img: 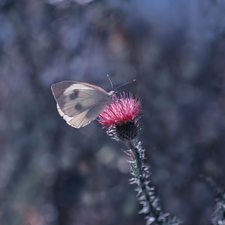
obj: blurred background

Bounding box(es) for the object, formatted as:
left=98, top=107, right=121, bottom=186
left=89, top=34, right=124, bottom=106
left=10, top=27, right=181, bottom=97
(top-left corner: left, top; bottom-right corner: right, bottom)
left=0, top=0, right=225, bottom=224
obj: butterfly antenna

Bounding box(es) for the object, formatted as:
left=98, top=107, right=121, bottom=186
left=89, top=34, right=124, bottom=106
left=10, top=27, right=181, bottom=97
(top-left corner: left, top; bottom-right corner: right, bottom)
left=114, top=79, right=136, bottom=91
left=107, top=74, right=114, bottom=90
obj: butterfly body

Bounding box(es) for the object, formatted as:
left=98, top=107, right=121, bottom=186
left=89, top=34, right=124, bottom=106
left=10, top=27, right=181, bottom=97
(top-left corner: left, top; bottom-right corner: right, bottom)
left=51, top=81, right=114, bottom=128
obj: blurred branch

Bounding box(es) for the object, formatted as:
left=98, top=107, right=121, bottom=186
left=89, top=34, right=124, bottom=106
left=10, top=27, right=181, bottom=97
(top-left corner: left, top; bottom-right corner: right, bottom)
left=200, top=175, right=225, bottom=225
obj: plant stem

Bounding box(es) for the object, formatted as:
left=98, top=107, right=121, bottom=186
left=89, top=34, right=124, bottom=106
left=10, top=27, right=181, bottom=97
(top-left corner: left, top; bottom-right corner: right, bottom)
left=127, top=139, right=163, bottom=224
left=125, top=139, right=181, bottom=225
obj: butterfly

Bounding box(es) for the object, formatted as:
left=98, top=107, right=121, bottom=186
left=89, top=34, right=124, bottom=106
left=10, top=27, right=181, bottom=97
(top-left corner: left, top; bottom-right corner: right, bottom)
left=51, top=81, right=115, bottom=128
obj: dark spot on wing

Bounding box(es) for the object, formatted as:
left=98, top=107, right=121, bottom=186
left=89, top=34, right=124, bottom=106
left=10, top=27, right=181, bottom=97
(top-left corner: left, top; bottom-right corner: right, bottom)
left=51, top=81, right=75, bottom=100
left=75, top=103, right=82, bottom=111
left=70, top=90, right=79, bottom=100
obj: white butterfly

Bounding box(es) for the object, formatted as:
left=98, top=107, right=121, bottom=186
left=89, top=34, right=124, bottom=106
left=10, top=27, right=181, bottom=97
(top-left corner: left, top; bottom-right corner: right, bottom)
left=51, top=81, right=115, bottom=128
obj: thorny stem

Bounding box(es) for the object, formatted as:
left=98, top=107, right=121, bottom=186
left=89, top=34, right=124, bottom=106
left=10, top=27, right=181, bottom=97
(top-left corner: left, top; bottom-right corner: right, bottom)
left=126, top=139, right=163, bottom=225
left=200, top=175, right=225, bottom=225
left=125, top=139, right=181, bottom=225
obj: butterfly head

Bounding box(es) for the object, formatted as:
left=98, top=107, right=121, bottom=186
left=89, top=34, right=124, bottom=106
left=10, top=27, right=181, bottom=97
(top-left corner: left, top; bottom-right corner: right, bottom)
left=108, top=90, right=115, bottom=97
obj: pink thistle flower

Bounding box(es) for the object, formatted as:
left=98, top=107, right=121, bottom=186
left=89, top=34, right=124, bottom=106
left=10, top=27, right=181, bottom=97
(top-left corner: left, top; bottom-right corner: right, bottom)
left=97, top=92, right=142, bottom=141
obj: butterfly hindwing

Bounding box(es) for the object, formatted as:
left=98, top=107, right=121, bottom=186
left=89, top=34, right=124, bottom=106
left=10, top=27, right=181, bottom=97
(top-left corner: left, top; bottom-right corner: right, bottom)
left=66, top=101, right=108, bottom=128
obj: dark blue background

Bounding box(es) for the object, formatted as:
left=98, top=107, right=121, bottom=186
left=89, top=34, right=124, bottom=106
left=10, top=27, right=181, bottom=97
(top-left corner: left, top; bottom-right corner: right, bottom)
left=0, top=0, right=224, bottom=224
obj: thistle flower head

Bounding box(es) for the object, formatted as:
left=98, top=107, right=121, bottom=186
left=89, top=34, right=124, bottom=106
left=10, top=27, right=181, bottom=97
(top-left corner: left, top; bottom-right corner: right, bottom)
left=97, top=92, right=142, bottom=142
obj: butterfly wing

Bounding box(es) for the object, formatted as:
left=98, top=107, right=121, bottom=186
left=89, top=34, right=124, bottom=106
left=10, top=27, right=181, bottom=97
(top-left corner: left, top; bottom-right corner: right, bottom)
left=51, top=81, right=112, bottom=128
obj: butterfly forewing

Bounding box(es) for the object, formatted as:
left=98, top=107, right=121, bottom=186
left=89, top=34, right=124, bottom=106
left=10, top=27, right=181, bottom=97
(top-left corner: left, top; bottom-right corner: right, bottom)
left=51, top=81, right=113, bottom=128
